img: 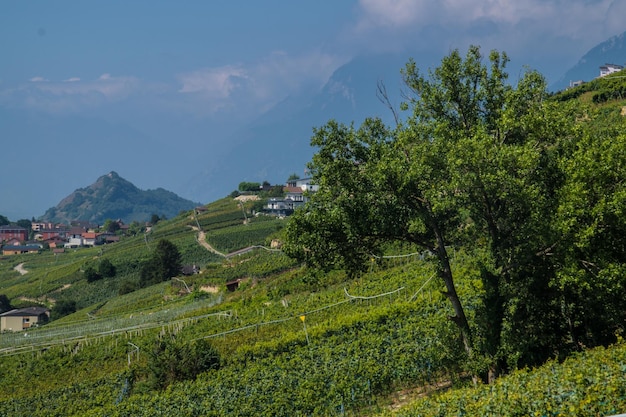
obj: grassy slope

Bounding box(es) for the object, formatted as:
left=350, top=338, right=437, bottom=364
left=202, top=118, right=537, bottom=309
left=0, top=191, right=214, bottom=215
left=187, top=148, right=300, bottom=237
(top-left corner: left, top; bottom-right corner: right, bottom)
left=0, top=77, right=624, bottom=415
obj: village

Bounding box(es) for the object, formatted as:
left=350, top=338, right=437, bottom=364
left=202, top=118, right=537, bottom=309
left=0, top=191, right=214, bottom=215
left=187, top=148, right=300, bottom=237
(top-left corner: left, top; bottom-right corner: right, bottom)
left=0, top=220, right=126, bottom=256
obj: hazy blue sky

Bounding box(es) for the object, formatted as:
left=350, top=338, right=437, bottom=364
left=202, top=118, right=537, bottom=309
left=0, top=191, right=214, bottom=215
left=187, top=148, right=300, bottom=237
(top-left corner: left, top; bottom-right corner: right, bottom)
left=1, top=0, right=625, bottom=220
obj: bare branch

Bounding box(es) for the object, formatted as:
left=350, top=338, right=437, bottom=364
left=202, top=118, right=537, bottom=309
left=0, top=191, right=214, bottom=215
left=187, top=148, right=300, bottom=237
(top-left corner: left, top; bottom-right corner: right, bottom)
left=376, top=79, right=400, bottom=126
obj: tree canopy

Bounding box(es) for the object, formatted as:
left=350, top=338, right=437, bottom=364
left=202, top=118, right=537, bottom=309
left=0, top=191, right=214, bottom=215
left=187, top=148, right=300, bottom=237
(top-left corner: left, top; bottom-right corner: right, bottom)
left=140, top=239, right=182, bottom=287
left=284, top=46, right=626, bottom=381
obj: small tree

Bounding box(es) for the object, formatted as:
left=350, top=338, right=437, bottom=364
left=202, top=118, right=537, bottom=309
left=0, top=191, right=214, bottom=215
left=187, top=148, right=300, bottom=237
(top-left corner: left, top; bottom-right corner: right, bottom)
left=98, top=259, right=116, bottom=278
left=102, top=219, right=121, bottom=234
left=16, top=219, right=32, bottom=230
left=139, top=239, right=182, bottom=287
left=0, top=294, right=12, bottom=314
left=84, top=265, right=102, bottom=283
left=52, top=300, right=76, bottom=319
left=266, top=185, right=285, bottom=198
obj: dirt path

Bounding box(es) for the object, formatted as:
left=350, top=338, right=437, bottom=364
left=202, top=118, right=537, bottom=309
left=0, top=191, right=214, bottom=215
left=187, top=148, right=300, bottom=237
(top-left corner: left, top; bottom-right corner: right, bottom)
left=189, top=225, right=227, bottom=258
left=14, top=263, right=28, bottom=275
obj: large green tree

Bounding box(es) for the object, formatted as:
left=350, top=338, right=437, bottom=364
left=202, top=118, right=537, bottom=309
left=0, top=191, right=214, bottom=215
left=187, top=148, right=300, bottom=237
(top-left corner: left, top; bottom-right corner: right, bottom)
left=400, top=47, right=579, bottom=376
left=284, top=46, right=577, bottom=380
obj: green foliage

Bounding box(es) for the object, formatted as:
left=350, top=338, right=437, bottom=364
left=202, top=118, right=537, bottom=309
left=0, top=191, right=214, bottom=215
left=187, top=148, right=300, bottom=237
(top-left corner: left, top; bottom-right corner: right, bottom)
left=84, top=259, right=116, bottom=283
left=238, top=181, right=261, bottom=192
left=15, top=219, right=32, bottom=230
left=52, top=299, right=77, bottom=319
left=102, top=219, right=121, bottom=233
left=0, top=294, right=11, bottom=313
left=261, top=184, right=284, bottom=198
left=84, top=265, right=102, bottom=283
left=98, top=259, right=116, bottom=278
left=385, top=342, right=626, bottom=417
left=145, top=336, right=221, bottom=390
left=139, top=239, right=182, bottom=288
left=0, top=214, right=9, bottom=226
left=196, top=209, right=246, bottom=232
left=554, top=109, right=626, bottom=349
left=118, top=279, right=138, bottom=295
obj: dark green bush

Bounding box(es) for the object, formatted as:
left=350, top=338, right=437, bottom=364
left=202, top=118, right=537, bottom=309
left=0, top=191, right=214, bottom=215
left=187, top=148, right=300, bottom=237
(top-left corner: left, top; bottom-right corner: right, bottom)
left=146, top=336, right=221, bottom=390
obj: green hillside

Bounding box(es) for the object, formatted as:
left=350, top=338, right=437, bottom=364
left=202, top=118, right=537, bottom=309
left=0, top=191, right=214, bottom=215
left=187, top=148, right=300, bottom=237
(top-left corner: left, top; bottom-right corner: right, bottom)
left=0, top=51, right=625, bottom=416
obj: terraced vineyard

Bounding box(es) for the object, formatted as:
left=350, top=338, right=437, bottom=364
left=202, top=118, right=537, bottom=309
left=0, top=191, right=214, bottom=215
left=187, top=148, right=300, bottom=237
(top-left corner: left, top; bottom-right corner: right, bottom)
left=2, top=70, right=626, bottom=417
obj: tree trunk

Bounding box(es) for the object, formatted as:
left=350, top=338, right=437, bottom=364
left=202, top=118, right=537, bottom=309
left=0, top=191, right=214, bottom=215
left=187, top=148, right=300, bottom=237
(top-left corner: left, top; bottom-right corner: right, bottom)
left=433, top=228, right=473, bottom=357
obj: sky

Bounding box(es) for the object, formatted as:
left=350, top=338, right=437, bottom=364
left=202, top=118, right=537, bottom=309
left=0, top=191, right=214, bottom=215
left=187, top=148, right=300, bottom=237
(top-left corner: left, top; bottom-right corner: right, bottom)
left=1, top=0, right=625, bottom=221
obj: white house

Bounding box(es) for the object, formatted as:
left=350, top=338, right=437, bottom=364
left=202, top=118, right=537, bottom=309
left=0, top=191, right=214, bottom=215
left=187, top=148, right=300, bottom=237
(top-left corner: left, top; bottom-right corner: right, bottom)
left=287, top=177, right=319, bottom=193
left=265, top=177, right=319, bottom=216
left=599, top=63, right=624, bottom=77
left=65, top=227, right=85, bottom=248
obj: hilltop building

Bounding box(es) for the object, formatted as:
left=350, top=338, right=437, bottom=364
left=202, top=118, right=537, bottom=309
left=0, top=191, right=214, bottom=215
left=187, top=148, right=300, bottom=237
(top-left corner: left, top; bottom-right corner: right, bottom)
left=599, top=63, right=624, bottom=77
left=265, top=177, right=318, bottom=216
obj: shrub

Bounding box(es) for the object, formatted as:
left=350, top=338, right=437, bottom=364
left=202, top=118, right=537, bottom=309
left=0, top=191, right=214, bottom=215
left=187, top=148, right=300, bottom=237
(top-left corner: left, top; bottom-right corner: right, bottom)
left=146, top=336, right=221, bottom=390
left=51, top=300, right=76, bottom=320
left=84, top=266, right=102, bottom=283
left=98, top=259, right=116, bottom=278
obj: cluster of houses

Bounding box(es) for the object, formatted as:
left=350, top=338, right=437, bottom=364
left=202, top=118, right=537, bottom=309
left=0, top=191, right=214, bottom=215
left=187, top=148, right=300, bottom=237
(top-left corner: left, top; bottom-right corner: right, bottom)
left=264, top=177, right=319, bottom=217
left=0, top=220, right=125, bottom=256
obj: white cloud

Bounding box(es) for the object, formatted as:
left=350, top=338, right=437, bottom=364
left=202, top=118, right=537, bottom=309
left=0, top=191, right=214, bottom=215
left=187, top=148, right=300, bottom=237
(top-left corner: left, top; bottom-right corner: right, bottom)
left=357, top=0, right=615, bottom=29
left=178, top=65, right=249, bottom=97
left=355, top=0, right=618, bottom=45
left=2, top=49, right=345, bottom=119
left=356, top=0, right=429, bottom=29
left=350, top=0, right=623, bottom=77
left=175, top=50, right=347, bottom=115
left=1, top=74, right=141, bottom=113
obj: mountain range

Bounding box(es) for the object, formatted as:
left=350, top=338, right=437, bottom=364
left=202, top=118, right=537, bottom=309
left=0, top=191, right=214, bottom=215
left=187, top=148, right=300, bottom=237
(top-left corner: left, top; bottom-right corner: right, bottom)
left=186, top=32, right=626, bottom=201
left=40, top=171, right=198, bottom=225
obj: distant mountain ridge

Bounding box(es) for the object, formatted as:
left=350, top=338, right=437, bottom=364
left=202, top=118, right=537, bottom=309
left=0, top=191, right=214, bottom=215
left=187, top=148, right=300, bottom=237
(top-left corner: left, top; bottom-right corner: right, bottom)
left=551, top=30, right=626, bottom=91
left=181, top=51, right=431, bottom=201
left=40, top=171, right=199, bottom=225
